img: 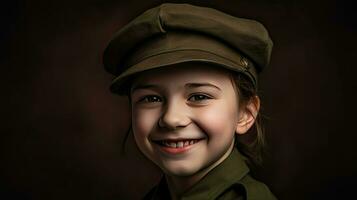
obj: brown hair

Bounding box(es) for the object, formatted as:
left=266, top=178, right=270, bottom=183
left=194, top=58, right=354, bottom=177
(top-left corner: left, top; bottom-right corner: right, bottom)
left=230, top=73, right=266, bottom=167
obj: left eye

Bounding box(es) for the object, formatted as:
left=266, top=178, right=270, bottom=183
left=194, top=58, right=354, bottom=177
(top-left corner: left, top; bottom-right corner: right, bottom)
left=188, top=94, right=212, bottom=101
left=139, top=95, right=162, bottom=103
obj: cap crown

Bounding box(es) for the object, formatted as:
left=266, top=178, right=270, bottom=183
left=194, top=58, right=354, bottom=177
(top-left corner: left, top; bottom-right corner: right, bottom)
left=103, top=3, right=273, bottom=94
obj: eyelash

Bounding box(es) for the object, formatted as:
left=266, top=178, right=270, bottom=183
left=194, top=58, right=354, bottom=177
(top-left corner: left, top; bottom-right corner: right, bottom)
left=137, top=94, right=212, bottom=104
left=138, top=95, right=162, bottom=103
left=188, top=94, right=212, bottom=102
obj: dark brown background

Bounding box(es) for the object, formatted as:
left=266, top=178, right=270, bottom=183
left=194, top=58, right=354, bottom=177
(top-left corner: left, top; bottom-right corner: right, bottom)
left=1, top=0, right=356, bottom=199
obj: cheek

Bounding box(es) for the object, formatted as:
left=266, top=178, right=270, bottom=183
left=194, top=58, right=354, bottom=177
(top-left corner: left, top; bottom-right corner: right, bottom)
left=132, top=108, right=160, bottom=138
left=196, top=101, right=238, bottom=136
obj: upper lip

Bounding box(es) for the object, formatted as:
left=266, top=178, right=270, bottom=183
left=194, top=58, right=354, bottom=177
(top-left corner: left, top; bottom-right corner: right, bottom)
left=150, top=138, right=204, bottom=142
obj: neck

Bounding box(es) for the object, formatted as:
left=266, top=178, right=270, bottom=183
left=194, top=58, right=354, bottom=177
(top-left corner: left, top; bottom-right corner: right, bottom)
left=165, top=141, right=235, bottom=199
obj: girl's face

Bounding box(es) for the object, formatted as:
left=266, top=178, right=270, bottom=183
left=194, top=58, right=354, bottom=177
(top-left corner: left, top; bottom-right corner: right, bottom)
left=130, top=63, right=250, bottom=177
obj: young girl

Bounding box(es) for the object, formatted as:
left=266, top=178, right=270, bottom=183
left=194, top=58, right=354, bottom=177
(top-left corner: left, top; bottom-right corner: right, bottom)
left=103, top=3, right=277, bottom=200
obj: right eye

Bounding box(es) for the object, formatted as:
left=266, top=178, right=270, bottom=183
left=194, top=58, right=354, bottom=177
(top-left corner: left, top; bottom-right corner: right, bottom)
left=139, top=95, right=162, bottom=103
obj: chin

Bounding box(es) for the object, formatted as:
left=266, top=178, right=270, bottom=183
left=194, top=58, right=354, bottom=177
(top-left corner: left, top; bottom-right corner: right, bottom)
left=162, top=163, right=200, bottom=177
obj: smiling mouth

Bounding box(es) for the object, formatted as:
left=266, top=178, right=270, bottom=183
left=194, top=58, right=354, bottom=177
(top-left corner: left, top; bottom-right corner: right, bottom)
left=154, top=139, right=201, bottom=148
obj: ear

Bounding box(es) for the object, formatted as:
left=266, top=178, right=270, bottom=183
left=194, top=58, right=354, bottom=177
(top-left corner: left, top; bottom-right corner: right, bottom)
left=236, top=96, right=260, bottom=135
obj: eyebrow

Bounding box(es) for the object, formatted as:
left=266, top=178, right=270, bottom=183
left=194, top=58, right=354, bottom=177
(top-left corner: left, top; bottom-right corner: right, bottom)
left=131, top=82, right=222, bottom=92
left=185, top=83, right=221, bottom=91
left=131, top=84, right=160, bottom=92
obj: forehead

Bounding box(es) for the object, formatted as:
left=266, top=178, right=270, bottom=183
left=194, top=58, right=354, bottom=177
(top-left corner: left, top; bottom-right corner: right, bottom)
left=131, top=62, right=233, bottom=85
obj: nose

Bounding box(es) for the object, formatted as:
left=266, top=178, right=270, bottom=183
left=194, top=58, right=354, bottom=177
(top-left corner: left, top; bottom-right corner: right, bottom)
left=158, top=99, right=191, bottom=130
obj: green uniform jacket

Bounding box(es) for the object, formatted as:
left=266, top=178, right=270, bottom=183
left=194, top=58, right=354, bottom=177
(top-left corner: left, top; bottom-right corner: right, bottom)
left=143, top=149, right=277, bottom=200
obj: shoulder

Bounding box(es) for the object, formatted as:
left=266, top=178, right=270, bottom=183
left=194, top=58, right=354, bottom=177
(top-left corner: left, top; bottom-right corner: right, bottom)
left=236, top=175, right=277, bottom=200
left=142, top=186, right=156, bottom=200
left=217, top=174, right=277, bottom=200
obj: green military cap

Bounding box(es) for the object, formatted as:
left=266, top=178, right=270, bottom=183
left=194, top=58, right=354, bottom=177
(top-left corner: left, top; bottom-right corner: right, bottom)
left=103, top=3, right=273, bottom=94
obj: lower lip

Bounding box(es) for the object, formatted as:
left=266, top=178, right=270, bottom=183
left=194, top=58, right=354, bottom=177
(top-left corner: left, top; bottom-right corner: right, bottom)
left=155, top=140, right=202, bottom=154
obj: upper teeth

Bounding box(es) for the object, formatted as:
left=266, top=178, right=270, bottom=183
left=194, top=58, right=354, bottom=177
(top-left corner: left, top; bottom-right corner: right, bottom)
left=161, top=140, right=198, bottom=148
